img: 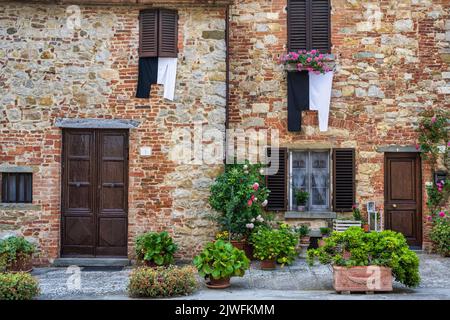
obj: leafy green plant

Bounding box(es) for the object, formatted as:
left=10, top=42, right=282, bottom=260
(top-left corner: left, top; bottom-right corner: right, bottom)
left=294, top=224, right=310, bottom=237
left=209, top=161, right=270, bottom=238
left=128, top=265, right=197, bottom=298
left=0, top=236, right=35, bottom=272
left=307, top=227, right=420, bottom=287
left=294, top=189, right=309, bottom=206
left=0, top=272, right=40, bottom=300
left=250, top=225, right=298, bottom=266
left=135, top=231, right=178, bottom=266
left=193, top=240, right=250, bottom=280
left=429, top=215, right=450, bottom=257
left=352, top=204, right=362, bottom=221
left=320, top=227, right=331, bottom=236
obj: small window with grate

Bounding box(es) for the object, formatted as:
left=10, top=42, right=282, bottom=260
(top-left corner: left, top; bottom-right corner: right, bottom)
left=1, top=173, right=33, bottom=203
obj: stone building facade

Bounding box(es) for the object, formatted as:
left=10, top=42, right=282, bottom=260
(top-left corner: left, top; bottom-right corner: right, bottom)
left=0, top=0, right=448, bottom=265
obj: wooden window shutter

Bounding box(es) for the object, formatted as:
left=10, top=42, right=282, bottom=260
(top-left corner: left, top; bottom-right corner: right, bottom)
left=333, top=149, right=355, bottom=212
left=139, top=9, right=158, bottom=57
left=311, top=0, right=331, bottom=53
left=158, top=9, right=178, bottom=58
left=266, top=148, right=288, bottom=211
left=288, top=0, right=308, bottom=52
left=288, top=0, right=331, bottom=53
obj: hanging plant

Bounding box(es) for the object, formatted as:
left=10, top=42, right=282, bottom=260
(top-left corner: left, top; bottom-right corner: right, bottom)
left=279, top=49, right=332, bottom=74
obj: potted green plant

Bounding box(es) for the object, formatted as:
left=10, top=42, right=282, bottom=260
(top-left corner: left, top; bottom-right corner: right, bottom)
left=0, top=236, right=35, bottom=273
left=307, top=227, right=420, bottom=292
left=193, top=240, right=250, bottom=289
left=294, top=189, right=309, bottom=211
left=135, top=231, right=178, bottom=267
left=295, top=224, right=311, bottom=244
left=250, top=225, right=297, bottom=270
left=352, top=204, right=369, bottom=232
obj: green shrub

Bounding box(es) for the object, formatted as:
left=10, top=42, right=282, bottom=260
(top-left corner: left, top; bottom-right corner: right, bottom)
left=135, top=231, right=178, bottom=266
left=0, top=272, right=40, bottom=300
left=307, top=227, right=420, bottom=287
left=294, top=224, right=310, bottom=237
left=430, top=217, right=450, bottom=256
left=193, top=240, right=250, bottom=280
left=128, top=265, right=197, bottom=298
left=0, top=236, right=35, bottom=272
left=320, top=227, right=331, bottom=236
left=250, top=224, right=298, bottom=266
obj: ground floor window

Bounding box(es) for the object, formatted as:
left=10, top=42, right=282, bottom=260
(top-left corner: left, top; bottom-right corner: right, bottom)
left=289, top=150, right=330, bottom=211
left=1, top=172, right=33, bottom=203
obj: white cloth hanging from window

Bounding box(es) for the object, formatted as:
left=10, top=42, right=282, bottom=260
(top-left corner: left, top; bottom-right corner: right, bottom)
left=157, top=57, right=177, bottom=101
left=309, top=71, right=334, bottom=132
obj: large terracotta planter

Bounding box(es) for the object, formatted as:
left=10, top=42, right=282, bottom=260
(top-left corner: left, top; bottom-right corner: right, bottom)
left=230, top=240, right=245, bottom=251
left=4, top=253, right=33, bottom=273
left=260, top=259, right=276, bottom=270
left=332, top=266, right=393, bottom=293
left=206, top=277, right=231, bottom=289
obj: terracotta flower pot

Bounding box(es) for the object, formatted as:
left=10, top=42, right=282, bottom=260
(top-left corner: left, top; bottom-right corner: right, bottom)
left=363, top=224, right=370, bottom=232
left=318, top=239, right=326, bottom=247
left=300, top=236, right=310, bottom=244
left=333, top=266, right=393, bottom=293
left=260, top=259, right=276, bottom=270
left=206, top=277, right=231, bottom=289
left=6, top=253, right=33, bottom=273
left=230, top=240, right=245, bottom=251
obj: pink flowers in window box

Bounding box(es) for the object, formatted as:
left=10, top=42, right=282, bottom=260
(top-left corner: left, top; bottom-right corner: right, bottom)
left=279, top=49, right=332, bottom=74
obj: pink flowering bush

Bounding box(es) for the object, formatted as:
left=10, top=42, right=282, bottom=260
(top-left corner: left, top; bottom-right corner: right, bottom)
left=279, top=49, right=332, bottom=74
left=209, top=161, right=270, bottom=239
left=429, top=211, right=450, bottom=257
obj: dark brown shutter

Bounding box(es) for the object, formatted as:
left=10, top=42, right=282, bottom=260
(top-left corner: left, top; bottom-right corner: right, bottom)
left=288, top=0, right=330, bottom=53
left=333, top=149, right=355, bottom=212
left=139, top=9, right=158, bottom=57
left=158, top=9, right=178, bottom=58
left=288, top=0, right=308, bottom=52
left=311, top=0, right=331, bottom=53
left=266, top=148, right=288, bottom=211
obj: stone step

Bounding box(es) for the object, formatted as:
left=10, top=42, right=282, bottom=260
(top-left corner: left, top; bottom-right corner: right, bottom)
left=53, top=258, right=130, bottom=267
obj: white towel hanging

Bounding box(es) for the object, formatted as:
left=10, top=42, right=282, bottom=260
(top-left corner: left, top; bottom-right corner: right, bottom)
left=309, top=71, right=334, bottom=132
left=157, top=57, right=177, bottom=101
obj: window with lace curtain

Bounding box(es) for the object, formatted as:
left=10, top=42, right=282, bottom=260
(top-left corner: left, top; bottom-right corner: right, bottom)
left=289, top=150, right=330, bottom=211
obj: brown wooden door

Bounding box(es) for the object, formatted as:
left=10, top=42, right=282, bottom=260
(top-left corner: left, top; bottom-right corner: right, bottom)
left=384, top=153, right=422, bottom=248
left=62, top=129, right=128, bottom=257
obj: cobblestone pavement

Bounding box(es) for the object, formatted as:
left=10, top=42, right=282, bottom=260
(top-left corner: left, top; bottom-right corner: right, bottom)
left=33, top=253, right=450, bottom=300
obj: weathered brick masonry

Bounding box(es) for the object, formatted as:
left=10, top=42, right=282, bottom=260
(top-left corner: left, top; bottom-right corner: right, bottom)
left=0, top=0, right=448, bottom=264
left=228, top=0, right=449, bottom=247
left=0, top=2, right=227, bottom=264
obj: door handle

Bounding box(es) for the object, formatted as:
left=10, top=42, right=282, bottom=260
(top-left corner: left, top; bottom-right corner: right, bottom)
left=392, top=204, right=397, bottom=208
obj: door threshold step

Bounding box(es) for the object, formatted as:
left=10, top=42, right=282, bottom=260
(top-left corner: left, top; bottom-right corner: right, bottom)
left=53, top=258, right=130, bottom=267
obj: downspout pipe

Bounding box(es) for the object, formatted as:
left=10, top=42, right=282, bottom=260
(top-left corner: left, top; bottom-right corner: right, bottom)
left=224, top=4, right=230, bottom=164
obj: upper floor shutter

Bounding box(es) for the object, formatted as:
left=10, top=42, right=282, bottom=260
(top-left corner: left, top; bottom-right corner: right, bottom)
left=266, top=148, right=288, bottom=211
left=311, top=0, right=331, bottom=53
left=288, top=0, right=308, bottom=52
left=333, top=149, right=355, bottom=212
left=158, top=9, right=178, bottom=58
left=287, top=0, right=331, bottom=53
left=139, top=9, right=158, bottom=57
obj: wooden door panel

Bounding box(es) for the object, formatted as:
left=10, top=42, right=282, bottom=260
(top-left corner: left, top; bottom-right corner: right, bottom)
left=62, top=129, right=128, bottom=257
left=384, top=153, right=422, bottom=247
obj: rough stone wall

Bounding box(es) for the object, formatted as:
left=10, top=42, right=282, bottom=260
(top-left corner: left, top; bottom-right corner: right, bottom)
left=229, top=0, right=449, bottom=244
left=0, top=3, right=226, bottom=264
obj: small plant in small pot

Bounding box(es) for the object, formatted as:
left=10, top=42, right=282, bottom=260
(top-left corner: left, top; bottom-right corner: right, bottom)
left=295, top=189, right=309, bottom=211
left=135, top=231, right=178, bottom=267
left=0, top=236, right=35, bottom=273
left=295, top=225, right=311, bottom=244
left=193, top=240, right=250, bottom=289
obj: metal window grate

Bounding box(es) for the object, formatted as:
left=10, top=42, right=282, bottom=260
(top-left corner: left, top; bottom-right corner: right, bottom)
left=1, top=173, right=33, bottom=203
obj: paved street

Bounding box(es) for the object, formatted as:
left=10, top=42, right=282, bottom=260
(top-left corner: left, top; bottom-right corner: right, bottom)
left=33, top=253, right=450, bottom=300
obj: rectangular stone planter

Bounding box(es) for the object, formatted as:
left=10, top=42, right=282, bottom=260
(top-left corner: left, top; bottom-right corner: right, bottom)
left=332, top=266, right=393, bottom=293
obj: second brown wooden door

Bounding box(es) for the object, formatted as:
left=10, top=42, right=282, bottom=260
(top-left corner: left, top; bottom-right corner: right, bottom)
left=61, top=129, right=129, bottom=257
left=384, top=152, right=422, bottom=248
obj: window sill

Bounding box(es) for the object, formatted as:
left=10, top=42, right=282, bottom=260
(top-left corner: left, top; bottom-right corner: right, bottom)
left=285, top=211, right=336, bottom=219
left=0, top=203, right=41, bottom=211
